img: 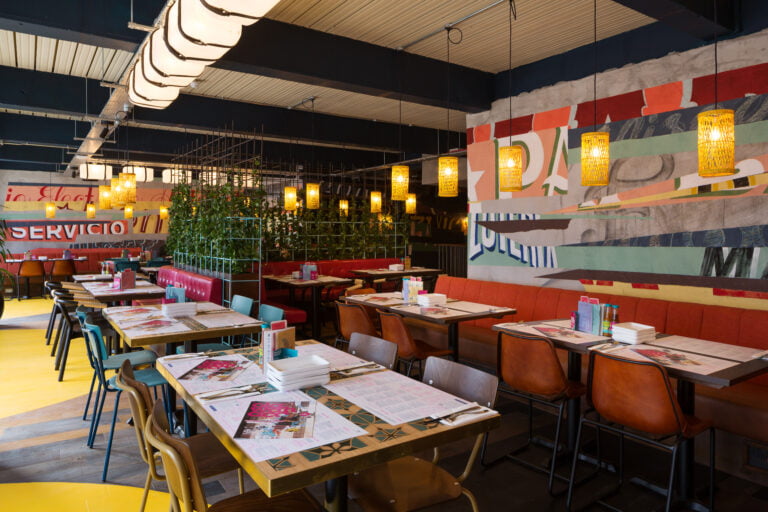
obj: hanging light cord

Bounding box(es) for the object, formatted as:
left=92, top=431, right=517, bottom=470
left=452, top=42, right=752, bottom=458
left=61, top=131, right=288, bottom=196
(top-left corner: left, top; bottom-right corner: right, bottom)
left=713, top=0, right=719, bottom=108
left=507, top=1, right=517, bottom=132
left=593, top=0, right=597, bottom=129
left=445, top=27, right=463, bottom=153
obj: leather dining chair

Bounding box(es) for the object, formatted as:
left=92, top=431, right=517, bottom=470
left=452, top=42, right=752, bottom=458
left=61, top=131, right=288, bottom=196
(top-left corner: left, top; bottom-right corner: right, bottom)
left=16, top=259, right=46, bottom=299
left=378, top=310, right=452, bottom=378
left=145, top=399, right=323, bottom=512
left=49, top=259, right=76, bottom=282
left=349, top=356, right=498, bottom=512
left=481, top=332, right=585, bottom=495
left=348, top=332, right=398, bottom=370
left=117, top=361, right=244, bottom=512
left=335, top=301, right=377, bottom=349
left=566, top=350, right=715, bottom=512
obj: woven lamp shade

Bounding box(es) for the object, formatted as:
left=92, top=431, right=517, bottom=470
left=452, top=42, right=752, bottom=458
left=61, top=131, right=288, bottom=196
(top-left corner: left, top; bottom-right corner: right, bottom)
left=438, top=156, right=459, bottom=197
left=111, top=178, right=126, bottom=208
left=581, top=132, right=610, bottom=186
left=284, top=186, right=297, bottom=211
left=698, top=109, right=735, bottom=176
left=405, top=193, right=417, bottom=214
left=86, top=203, right=96, bottom=219
left=339, top=199, right=349, bottom=216
left=391, top=165, right=409, bottom=200
left=124, top=204, right=135, bottom=219
left=98, top=185, right=112, bottom=209
left=45, top=202, right=56, bottom=218
left=498, top=145, right=523, bottom=192
left=370, top=191, right=382, bottom=213
left=159, top=206, right=169, bottom=220
left=306, top=183, right=320, bottom=209
left=119, top=172, right=137, bottom=203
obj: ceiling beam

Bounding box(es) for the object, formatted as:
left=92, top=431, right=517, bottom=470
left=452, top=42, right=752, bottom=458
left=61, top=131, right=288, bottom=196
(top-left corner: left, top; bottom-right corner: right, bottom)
left=613, top=0, right=735, bottom=39
left=0, top=0, right=163, bottom=51
left=218, top=19, right=494, bottom=113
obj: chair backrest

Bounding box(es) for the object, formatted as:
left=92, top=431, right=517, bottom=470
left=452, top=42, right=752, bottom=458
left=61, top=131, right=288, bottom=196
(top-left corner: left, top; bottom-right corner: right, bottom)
left=588, top=351, right=686, bottom=436
left=258, top=303, right=285, bottom=323
left=116, top=360, right=156, bottom=468
left=230, top=294, right=254, bottom=316
left=18, top=260, right=45, bottom=276
left=83, top=320, right=109, bottom=361
left=498, top=332, right=570, bottom=398
left=146, top=399, right=208, bottom=512
left=344, top=287, right=376, bottom=296
left=336, top=302, right=377, bottom=340
left=115, top=260, right=141, bottom=272
left=349, top=333, right=398, bottom=369
left=50, top=259, right=76, bottom=276
left=378, top=310, right=418, bottom=360
left=422, top=356, right=498, bottom=409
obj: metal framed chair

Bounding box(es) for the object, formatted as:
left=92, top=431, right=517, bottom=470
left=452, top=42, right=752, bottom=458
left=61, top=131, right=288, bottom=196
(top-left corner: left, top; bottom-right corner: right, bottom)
left=49, top=259, right=76, bottom=282
left=16, top=259, right=46, bottom=299
left=480, top=332, right=585, bottom=495
left=145, top=399, right=323, bottom=512
left=378, top=310, right=452, bottom=377
left=349, top=332, right=398, bottom=369
left=566, top=350, right=715, bottom=512
left=335, top=301, right=377, bottom=349
left=179, top=294, right=258, bottom=353
left=349, top=356, right=498, bottom=512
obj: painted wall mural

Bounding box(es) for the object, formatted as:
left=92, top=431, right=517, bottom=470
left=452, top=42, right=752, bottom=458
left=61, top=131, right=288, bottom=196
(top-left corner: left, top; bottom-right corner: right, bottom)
left=466, top=39, right=768, bottom=310
left=0, top=176, right=169, bottom=253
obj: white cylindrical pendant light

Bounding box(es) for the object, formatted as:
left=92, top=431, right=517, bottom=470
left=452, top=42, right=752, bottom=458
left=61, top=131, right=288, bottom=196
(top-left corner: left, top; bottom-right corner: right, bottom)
left=147, top=28, right=205, bottom=84
left=142, top=42, right=195, bottom=88
left=162, top=168, right=191, bottom=184
left=128, top=61, right=180, bottom=109
left=79, top=163, right=113, bottom=181
left=203, top=0, right=281, bottom=25
left=122, top=166, right=154, bottom=183
left=166, top=1, right=240, bottom=62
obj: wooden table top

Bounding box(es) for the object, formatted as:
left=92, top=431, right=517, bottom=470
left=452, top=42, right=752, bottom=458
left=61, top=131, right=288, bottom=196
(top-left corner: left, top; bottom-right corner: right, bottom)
left=73, top=273, right=149, bottom=282
left=102, top=302, right=263, bottom=348
left=345, top=292, right=516, bottom=325
left=157, top=341, right=500, bottom=497
left=493, top=320, right=768, bottom=389
left=350, top=267, right=442, bottom=278
left=80, top=279, right=165, bottom=303
left=263, top=274, right=353, bottom=288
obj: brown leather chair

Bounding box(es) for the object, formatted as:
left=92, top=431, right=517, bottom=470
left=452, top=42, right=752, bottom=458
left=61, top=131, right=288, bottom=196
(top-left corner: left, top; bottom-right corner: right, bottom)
left=49, top=259, right=77, bottom=282
left=335, top=301, right=377, bottom=349
left=566, top=350, right=714, bottom=512
left=482, top=332, right=585, bottom=494
left=17, top=259, right=46, bottom=299
left=145, top=399, right=322, bottom=512
left=378, top=310, right=452, bottom=377
left=117, top=361, right=244, bottom=512
left=349, top=356, right=498, bottom=511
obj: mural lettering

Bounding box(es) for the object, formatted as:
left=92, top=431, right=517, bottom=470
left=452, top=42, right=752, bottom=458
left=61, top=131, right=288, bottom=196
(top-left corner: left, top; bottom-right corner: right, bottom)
left=6, top=221, right=128, bottom=242
left=469, top=213, right=557, bottom=268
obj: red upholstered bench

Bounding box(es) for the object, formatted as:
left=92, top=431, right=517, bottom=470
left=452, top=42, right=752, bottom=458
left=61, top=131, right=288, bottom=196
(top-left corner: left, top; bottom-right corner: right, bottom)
left=156, top=267, right=222, bottom=304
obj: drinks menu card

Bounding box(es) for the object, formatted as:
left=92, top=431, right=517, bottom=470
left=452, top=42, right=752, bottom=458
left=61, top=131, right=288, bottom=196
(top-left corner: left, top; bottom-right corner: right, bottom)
left=201, top=390, right=367, bottom=462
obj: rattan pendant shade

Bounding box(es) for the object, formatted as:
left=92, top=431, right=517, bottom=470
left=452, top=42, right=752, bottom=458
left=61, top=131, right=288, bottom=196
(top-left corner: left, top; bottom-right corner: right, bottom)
left=306, top=183, right=320, bottom=209
left=284, top=186, right=297, bottom=211
left=581, top=132, right=610, bottom=186
left=438, top=156, right=459, bottom=197
left=370, top=191, right=382, bottom=213
left=391, top=165, right=409, bottom=200
left=697, top=109, right=735, bottom=177
left=498, top=145, right=523, bottom=192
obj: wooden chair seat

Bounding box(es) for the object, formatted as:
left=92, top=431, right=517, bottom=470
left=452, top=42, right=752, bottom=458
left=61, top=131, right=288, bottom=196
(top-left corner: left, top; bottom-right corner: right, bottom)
left=208, top=488, right=321, bottom=512
left=185, top=432, right=242, bottom=479
left=350, top=456, right=462, bottom=512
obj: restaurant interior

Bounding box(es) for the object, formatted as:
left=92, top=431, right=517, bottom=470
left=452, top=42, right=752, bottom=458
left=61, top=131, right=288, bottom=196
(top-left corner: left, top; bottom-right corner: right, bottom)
left=2, top=0, right=768, bottom=511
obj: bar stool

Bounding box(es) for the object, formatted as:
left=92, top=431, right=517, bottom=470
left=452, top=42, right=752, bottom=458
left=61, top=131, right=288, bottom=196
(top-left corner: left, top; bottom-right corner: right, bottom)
left=566, top=350, right=715, bottom=512
left=16, top=260, right=46, bottom=299
left=481, top=332, right=585, bottom=495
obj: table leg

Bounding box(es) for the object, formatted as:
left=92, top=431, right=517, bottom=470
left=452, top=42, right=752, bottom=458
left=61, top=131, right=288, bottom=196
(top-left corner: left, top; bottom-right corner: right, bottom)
left=676, top=380, right=696, bottom=501
left=324, top=476, right=348, bottom=512
left=448, top=323, right=459, bottom=361
left=312, top=286, right=322, bottom=340
left=566, top=352, right=582, bottom=451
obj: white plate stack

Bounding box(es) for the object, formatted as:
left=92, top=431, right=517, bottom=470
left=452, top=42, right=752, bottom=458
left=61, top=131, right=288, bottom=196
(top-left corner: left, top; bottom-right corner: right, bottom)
left=266, top=355, right=330, bottom=391
left=417, top=293, right=447, bottom=307
left=162, top=302, right=198, bottom=318
left=612, top=322, right=656, bottom=345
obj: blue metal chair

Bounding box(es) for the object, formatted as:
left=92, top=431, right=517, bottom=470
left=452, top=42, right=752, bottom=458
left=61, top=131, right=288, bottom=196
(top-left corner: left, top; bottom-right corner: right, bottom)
left=83, top=321, right=169, bottom=481
left=180, top=294, right=257, bottom=353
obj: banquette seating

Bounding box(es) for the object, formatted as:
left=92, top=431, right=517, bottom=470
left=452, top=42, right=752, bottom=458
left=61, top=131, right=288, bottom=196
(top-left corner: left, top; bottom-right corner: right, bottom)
left=406, top=275, right=768, bottom=481
left=156, top=267, right=222, bottom=305
left=0, top=247, right=142, bottom=276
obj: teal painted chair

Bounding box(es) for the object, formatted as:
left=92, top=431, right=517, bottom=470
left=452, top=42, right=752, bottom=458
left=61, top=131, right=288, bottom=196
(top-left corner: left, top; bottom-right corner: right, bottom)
left=114, top=260, right=141, bottom=272
left=83, top=321, right=168, bottom=482
left=177, top=294, right=257, bottom=353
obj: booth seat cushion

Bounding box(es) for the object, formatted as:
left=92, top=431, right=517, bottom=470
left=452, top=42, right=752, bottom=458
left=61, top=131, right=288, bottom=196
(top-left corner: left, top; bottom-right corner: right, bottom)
left=0, top=247, right=141, bottom=276
left=157, top=267, right=222, bottom=305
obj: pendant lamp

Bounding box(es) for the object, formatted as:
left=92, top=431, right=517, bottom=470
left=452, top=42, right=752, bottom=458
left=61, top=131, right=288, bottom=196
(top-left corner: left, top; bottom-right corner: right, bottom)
left=166, top=1, right=240, bottom=63
left=339, top=199, right=349, bottom=216
left=128, top=60, right=180, bottom=108
left=391, top=165, right=409, bottom=200
left=697, top=0, right=735, bottom=176
left=581, top=0, right=610, bottom=186
left=405, top=193, right=417, bottom=214
left=86, top=203, right=96, bottom=219
left=111, top=178, right=126, bottom=208
left=124, top=204, right=135, bottom=219
left=284, top=186, right=297, bottom=211
left=204, top=0, right=280, bottom=25
left=370, top=191, right=382, bottom=213
left=79, top=163, right=112, bottom=181
left=306, top=183, right=320, bottom=209
left=499, top=1, right=523, bottom=192
left=45, top=201, right=56, bottom=219
left=119, top=170, right=138, bottom=204
left=148, top=28, right=206, bottom=83
left=98, top=185, right=112, bottom=209
left=438, top=156, right=459, bottom=197
left=159, top=206, right=169, bottom=220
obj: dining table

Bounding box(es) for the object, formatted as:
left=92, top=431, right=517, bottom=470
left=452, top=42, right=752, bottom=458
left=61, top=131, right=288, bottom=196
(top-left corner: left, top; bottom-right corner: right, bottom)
left=349, top=267, right=443, bottom=291
left=493, top=319, right=768, bottom=509
left=263, top=274, right=353, bottom=340
left=73, top=273, right=149, bottom=283
left=344, top=291, right=516, bottom=361
left=79, top=279, right=166, bottom=304
left=156, top=340, right=501, bottom=512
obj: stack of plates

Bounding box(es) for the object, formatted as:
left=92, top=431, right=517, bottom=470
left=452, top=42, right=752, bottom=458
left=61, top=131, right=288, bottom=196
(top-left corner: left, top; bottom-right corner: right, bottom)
left=417, top=293, right=447, bottom=307
left=267, top=355, right=330, bottom=391
left=162, top=302, right=197, bottom=318
left=612, top=322, right=656, bottom=344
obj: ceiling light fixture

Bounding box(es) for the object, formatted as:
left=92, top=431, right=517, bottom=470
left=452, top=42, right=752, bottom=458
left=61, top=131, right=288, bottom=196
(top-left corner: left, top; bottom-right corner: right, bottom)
left=45, top=171, right=55, bottom=218
left=370, top=190, right=382, bottom=213
left=498, top=1, right=523, bottom=193
left=98, top=185, right=112, bottom=209
left=438, top=27, right=460, bottom=198
left=79, top=163, right=113, bottom=181
left=405, top=193, right=417, bottom=214
left=284, top=186, right=297, bottom=211
left=339, top=199, right=349, bottom=216
left=86, top=202, right=96, bottom=219
left=698, top=0, right=735, bottom=177
left=581, top=0, right=610, bottom=186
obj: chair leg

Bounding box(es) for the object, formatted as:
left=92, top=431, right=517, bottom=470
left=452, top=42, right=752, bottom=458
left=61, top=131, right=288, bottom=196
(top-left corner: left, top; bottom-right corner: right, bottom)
left=102, top=390, right=122, bottom=482
left=565, top=418, right=586, bottom=511
left=709, top=428, right=716, bottom=511
left=460, top=488, right=480, bottom=512
left=237, top=468, right=244, bottom=495
left=51, top=315, right=64, bottom=356
left=140, top=467, right=153, bottom=512
left=547, top=401, right=566, bottom=495
left=82, top=371, right=98, bottom=420
left=45, top=307, right=58, bottom=345
left=89, top=387, right=108, bottom=447
left=665, top=444, right=679, bottom=512
left=54, top=323, right=70, bottom=370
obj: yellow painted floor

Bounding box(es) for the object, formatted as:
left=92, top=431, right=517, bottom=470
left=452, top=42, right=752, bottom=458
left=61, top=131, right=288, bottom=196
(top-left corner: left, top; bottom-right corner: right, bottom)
left=0, top=482, right=169, bottom=512
left=2, top=297, right=54, bottom=319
